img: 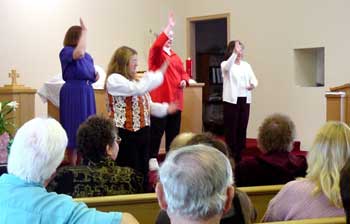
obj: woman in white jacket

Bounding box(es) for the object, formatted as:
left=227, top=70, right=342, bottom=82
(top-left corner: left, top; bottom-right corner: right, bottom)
left=221, top=40, right=258, bottom=162
left=105, top=46, right=176, bottom=189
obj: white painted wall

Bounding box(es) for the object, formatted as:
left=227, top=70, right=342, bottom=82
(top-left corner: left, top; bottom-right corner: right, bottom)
left=1, top=0, right=349, bottom=149
left=178, top=0, right=350, bottom=149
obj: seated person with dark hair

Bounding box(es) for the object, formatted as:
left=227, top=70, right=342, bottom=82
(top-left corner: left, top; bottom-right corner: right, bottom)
left=340, top=158, right=350, bottom=224
left=235, top=113, right=307, bottom=186
left=48, top=115, right=143, bottom=197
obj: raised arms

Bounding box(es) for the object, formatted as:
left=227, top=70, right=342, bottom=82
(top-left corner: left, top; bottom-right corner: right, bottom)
left=73, top=18, right=87, bottom=60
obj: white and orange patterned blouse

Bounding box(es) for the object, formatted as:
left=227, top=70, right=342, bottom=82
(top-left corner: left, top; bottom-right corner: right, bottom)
left=106, top=70, right=169, bottom=132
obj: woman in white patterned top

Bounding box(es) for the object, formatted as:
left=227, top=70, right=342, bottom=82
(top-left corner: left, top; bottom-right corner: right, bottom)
left=105, top=46, right=176, bottom=188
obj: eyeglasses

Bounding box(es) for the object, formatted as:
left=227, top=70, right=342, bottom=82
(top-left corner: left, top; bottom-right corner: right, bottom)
left=115, top=136, right=122, bottom=144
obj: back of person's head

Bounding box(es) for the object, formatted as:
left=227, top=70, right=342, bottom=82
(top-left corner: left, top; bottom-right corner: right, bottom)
left=171, top=132, right=235, bottom=168
left=169, top=132, right=196, bottom=150
left=188, top=132, right=230, bottom=156
left=7, top=118, right=67, bottom=184
left=340, top=158, right=350, bottom=224
left=77, top=115, right=118, bottom=163
left=171, top=132, right=236, bottom=173
left=188, top=133, right=257, bottom=222
left=258, top=113, right=296, bottom=153
left=157, top=144, right=234, bottom=221
left=63, top=25, right=82, bottom=47
left=187, top=132, right=236, bottom=172
left=307, top=121, right=350, bottom=207
left=106, top=46, right=137, bottom=81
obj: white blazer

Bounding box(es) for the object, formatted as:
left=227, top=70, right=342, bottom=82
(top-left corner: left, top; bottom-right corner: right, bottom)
left=221, top=53, right=258, bottom=104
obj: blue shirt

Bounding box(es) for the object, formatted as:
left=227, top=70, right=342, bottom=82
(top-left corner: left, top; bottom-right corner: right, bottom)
left=0, top=174, right=122, bottom=224
left=60, top=46, right=96, bottom=82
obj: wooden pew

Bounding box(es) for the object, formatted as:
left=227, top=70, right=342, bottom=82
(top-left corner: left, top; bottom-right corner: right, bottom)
left=256, top=216, right=346, bottom=224
left=75, top=184, right=283, bottom=224
left=241, top=184, right=283, bottom=221
left=75, top=193, right=159, bottom=224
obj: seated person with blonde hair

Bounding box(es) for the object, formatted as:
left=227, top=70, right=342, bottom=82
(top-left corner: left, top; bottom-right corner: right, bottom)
left=235, top=113, right=307, bottom=186
left=263, top=121, right=349, bottom=221
left=48, top=115, right=143, bottom=197
left=0, top=117, right=138, bottom=224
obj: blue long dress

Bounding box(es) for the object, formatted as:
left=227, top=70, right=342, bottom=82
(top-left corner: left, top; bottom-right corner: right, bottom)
left=59, top=46, right=96, bottom=149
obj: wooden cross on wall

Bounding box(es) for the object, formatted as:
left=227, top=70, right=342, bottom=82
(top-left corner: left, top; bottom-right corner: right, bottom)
left=8, top=69, right=19, bottom=86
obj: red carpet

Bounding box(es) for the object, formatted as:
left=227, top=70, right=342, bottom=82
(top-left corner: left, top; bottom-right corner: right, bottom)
left=157, top=138, right=307, bottom=162
left=243, top=138, right=307, bottom=157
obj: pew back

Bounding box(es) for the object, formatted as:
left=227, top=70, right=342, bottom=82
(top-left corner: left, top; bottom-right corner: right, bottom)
left=75, top=184, right=283, bottom=223
left=75, top=193, right=159, bottom=224
left=241, top=184, right=283, bottom=221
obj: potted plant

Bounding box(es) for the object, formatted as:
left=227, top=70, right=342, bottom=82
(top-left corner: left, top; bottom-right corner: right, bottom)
left=0, top=101, right=18, bottom=164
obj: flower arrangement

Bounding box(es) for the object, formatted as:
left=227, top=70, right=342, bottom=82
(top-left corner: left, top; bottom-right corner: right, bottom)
left=0, top=101, right=18, bottom=163
left=0, top=101, right=18, bottom=135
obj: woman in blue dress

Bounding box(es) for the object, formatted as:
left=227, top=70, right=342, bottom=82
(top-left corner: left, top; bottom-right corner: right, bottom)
left=59, top=18, right=99, bottom=165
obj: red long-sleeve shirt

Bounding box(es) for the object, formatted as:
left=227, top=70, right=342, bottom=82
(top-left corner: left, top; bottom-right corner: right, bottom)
left=148, top=32, right=190, bottom=111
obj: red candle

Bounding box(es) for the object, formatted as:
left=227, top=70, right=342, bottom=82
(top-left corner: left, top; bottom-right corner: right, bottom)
left=186, top=58, right=192, bottom=78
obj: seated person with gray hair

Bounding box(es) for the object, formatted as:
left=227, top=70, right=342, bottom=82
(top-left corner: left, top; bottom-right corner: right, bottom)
left=340, top=158, right=350, bottom=224
left=156, top=144, right=234, bottom=224
left=0, top=117, right=138, bottom=224
left=235, top=113, right=307, bottom=186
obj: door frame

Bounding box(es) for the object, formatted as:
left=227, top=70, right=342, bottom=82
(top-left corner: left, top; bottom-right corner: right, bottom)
left=186, top=13, right=230, bottom=79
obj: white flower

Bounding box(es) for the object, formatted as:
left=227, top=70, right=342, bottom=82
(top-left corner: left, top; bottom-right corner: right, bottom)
left=0, top=102, right=2, bottom=112
left=7, top=101, right=19, bottom=111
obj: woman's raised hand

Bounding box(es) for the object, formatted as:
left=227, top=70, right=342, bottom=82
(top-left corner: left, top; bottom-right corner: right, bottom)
left=80, top=18, right=87, bottom=31
left=164, top=12, right=175, bottom=35
left=234, top=41, right=242, bottom=54
left=168, top=12, right=175, bottom=29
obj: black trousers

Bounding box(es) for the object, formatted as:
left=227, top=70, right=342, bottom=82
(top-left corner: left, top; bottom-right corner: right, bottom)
left=150, top=111, right=182, bottom=158
left=224, top=97, right=250, bottom=162
left=116, top=127, right=150, bottom=184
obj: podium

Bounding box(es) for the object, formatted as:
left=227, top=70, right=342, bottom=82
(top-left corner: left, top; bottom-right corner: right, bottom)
left=47, top=89, right=107, bottom=121
left=325, top=84, right=350, bottom=123
left=47, top=84, right=204, bottom=133
left=181, top=83, right=204, bottom=133
left=0, top=85, right=36, bottom=135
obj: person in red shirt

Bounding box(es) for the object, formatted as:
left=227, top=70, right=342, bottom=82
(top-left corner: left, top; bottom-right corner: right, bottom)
left=148, top=12, right=190, bottom=157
